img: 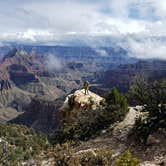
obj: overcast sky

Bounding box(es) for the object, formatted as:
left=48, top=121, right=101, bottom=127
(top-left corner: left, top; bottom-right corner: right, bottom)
left=0, top=0, right=166, bottom=59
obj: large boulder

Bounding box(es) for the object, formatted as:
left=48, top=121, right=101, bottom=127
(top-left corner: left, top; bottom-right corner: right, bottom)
left=61, top=89, right=104, bottom=111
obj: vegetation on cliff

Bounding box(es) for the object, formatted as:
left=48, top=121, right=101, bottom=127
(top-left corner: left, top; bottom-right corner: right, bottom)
left=51, top=88, right=129, bottom=144
left=129, top=76, right=166, bottom=143
left=0, top=124, right=49, bottom=165
left=115, top=150, right=140, bottom=166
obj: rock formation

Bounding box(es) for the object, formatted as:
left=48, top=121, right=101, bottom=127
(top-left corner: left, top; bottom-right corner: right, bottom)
left=10, top=97, right=63, bottom=133
left=61, top=89, right=104, bottom=112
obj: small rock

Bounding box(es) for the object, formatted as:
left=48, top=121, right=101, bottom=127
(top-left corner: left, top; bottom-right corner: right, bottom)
left=135, top=105, right=143, bottom=111
left=147, top=135, right=160, bottom=145
left=159, top=160, right=166, bottom=166
left=102, top=130, right=106, bottom=134
left=140, top=161, right=156, bottom=166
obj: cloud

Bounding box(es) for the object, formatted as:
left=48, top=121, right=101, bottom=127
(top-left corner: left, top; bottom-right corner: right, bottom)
left=95, top=49, right=108, bottom=57
left=109, top=0, right=134, bottom=18
left=0, top=0, right=151, bottom=36
left=0, top=0, right=163, bottom=37
left=0, top=0, right=166, bottom=60
left=148, top=0, right=166, bottom=19
left=0, top=29, right=54, bottom=43
left=45, top=54, right=63, bottom=71
left=120, top=36, right=166, bottom=60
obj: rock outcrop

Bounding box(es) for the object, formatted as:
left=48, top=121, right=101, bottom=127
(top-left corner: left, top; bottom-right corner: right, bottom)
left=0, top=107, right=22, bottom=123
left=61, top=89, right=104, bottom=112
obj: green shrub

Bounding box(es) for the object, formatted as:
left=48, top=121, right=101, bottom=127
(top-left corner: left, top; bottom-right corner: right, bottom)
left=49, top=144, right=112, bottom=166
left=115, top=150, right=140, bottom=166
left=104, top=87, right=129, bottom=123
left=52, top=109, right=108, bottom=143
left=49, top=143, right=73, bottom=166
left=74, top=148, right=112, bottom=166
left=129, top=76, right=166, bottom=143
left=133, top=116, right=151, bottom=143
left=0, top=124, right=49, bottom=164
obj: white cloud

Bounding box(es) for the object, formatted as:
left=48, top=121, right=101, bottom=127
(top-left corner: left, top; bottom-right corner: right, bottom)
left=0, top=0, right=150, bottom=36
left=17, top=29, right=51, bottom=41
left=150, top=0, right=166, bottom=18
left=23, top=1, right=101, bottom=34
left=0, top=0, right=166, bottom=59
left=109, top=0, right=134, bottom=18
left=0, top=29, right=54, bottom=43
left=97, top=18, right=146, bottom=35
left=121, top=36, right=166, bottom=60
left=95, top=49, right=108, bottom=56
left=45, top=54, right=63, bottom=71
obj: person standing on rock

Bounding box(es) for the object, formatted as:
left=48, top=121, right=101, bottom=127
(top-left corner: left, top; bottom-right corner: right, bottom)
left=84, top=81, right=89, bottom=95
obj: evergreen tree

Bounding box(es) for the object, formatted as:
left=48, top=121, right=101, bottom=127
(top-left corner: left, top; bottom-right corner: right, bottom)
left=129, top=76, right=166, bottom=143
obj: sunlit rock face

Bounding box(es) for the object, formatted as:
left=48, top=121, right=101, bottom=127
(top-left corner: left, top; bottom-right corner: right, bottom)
left=61, top=89, right=104, bottom=112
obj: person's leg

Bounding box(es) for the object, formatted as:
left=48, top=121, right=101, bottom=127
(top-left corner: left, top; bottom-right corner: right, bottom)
left=6, top=80, right=11, bottom=89
left=86, top=89, right=88, bottom=95
left=0, top=80, right=4, bottom=92
left=5, top=81, right=8, bottom=90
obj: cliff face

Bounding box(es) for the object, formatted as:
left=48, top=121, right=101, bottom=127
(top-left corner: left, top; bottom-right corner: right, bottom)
left=10, top=98, right=63, bottom=133
left=0, top=87, right=33, bottom=111
left=8, top=64, right=39, bottom=86
left=94, top=60, right=166, bottom=93
left=0, top=49, right=62, bottom=120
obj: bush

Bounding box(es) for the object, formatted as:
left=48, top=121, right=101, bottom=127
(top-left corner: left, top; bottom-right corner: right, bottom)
left=115, top=150, right=140, bottom=166
left=104, top=87, right=129, bottom=123
left=52, top=109, right=108, bottom=143
left=0, top=124, right=49, bottom=164
left=73, top=148, right=112, bottom=166
left=129, top=76, right=166, bottom=143
left=48, top=144, right=112, bottom=166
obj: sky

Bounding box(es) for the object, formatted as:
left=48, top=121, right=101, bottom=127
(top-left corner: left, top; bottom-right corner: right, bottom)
left=0, top=0, right=166, bottom=59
